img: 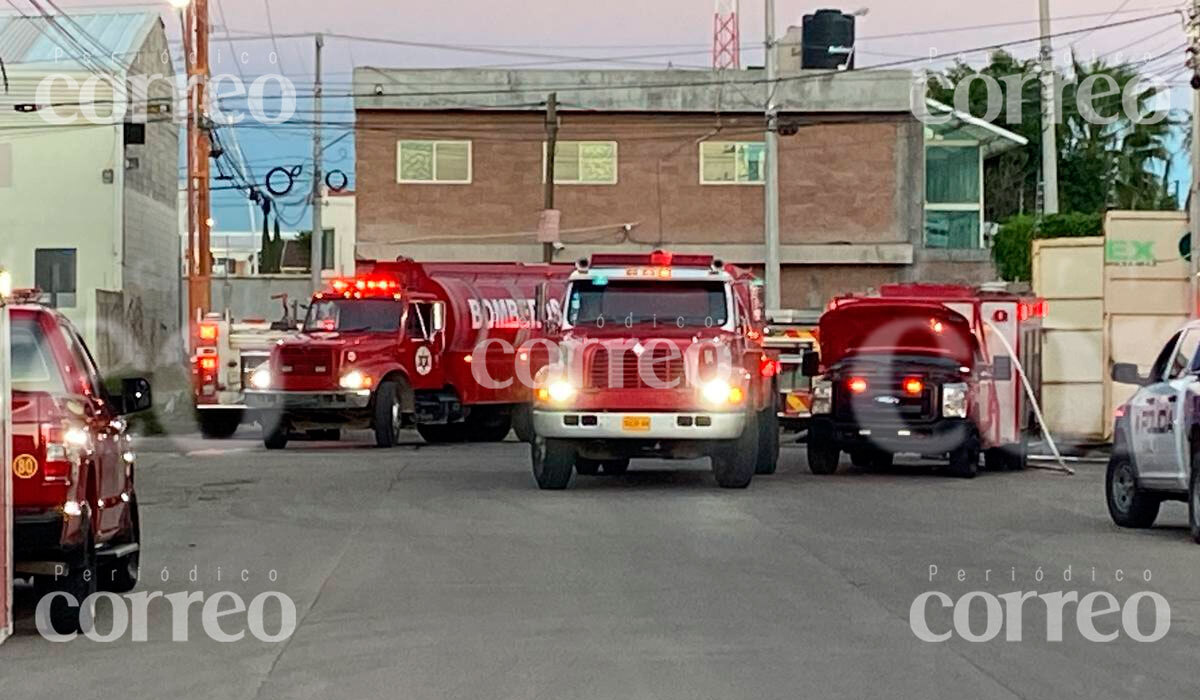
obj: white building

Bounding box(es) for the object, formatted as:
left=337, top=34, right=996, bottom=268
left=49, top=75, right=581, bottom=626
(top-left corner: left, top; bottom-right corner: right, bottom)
left=0, top=10, right=180, bottom=373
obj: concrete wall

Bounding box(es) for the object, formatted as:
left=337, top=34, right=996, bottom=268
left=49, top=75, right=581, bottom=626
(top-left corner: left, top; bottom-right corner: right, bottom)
left=210, top=276, right=316, bottom=323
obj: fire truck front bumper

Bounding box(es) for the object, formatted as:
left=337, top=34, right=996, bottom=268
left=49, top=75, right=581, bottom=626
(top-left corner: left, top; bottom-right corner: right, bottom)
left=245, top=389, right=372, bottom=411
left=533, top=410, right=747, bottom=441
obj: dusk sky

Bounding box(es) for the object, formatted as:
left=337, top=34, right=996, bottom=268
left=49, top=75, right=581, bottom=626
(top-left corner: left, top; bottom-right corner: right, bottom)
left=56, top=0, right=1192, bottom=230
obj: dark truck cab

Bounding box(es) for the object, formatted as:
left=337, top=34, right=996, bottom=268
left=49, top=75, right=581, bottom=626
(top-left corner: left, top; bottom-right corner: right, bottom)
left=803, top=300, right=991, bottom=478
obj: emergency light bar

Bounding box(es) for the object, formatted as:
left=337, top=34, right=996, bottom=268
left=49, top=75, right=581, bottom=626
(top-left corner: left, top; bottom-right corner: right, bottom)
left=327, top=277, right=403, bottom=298
left=587, top=250, right=718, bottom=269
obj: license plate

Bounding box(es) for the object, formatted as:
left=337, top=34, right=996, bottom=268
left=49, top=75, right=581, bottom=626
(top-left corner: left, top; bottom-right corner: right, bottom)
left=622, top=416, right=652, bottom=432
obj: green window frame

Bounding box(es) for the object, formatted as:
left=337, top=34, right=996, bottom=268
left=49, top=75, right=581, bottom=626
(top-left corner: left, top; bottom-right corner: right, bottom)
left=924, top=142, right=983, bottom=249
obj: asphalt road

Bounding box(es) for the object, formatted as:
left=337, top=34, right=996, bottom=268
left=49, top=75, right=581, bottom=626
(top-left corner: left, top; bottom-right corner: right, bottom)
left=2, top=431, right=1198, bottom=700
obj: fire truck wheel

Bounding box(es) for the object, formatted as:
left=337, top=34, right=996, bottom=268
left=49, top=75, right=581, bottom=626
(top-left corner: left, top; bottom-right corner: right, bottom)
left=754, top=406, right=780, bottom=475
left=374, top=380, right=404, bottom=448
left=1106, top=451, right=1161, bottom=529
left=807, top=442, right=840, bottom=475
left=197, top=410, right=242, bottom=439
left=1190, top=454, right=1200, bottom=545
left=947, top=440, right=979, bottom=479
left=38, top=509, right=98, bottom=635
left=512, top=405, right=535, bottom=443
left=101, top=495, right=141, bottom=594
left=711, top=414, right=758, bottom=489
left=263, top=424, right=289, bottom=450
left=575, top=456, right=602, bottom=476
left=531, top=437, right=575, bottom=490
left=601, top=458, right=630, bottom=475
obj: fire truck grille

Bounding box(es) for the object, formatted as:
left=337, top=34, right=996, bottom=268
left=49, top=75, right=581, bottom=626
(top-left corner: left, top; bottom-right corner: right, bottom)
left=279, top=348, right=334, bottom=376
left=587, top=346, right=688, bottom=390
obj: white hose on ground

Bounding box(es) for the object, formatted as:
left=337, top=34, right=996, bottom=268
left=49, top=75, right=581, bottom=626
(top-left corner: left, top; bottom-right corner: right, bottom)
left=982, top=319, right=1074, bottom=476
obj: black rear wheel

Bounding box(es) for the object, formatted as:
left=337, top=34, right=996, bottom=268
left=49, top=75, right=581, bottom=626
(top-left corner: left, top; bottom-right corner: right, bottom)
left=40, top=514, right=97, bottom=635
left=466, top=408, right=512, bottom=442
left=754, top=400, right=780, bottom=475
left=1106, top=451, right=1161, bottom=529
left=198, top=409, right=242, bottom=439
left=263, top=422, right=289, bottom=450
left=807, top=441, right=840, bottom=475
left=948, top=440, right=979, bottom=479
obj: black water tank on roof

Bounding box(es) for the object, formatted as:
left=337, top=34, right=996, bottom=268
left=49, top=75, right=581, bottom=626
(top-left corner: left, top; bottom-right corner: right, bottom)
left=802, top=9, right=856, bottom=70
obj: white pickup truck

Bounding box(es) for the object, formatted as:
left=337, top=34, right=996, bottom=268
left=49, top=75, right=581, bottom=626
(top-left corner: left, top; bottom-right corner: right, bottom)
left=1107, top=321, right=1200, bottom=544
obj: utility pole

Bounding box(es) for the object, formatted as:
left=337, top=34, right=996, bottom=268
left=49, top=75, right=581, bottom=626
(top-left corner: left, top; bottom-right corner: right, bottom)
left=543, top=92, right=559, bottom=264
left=1189, top=1, right=1200, bottom=317
left=1038, top=0, right=1060, bottom=215
left=311, top=33, right=325, bottom=292
left=764, top=0, right=782, bottom=311
left=184, top=0, right=212, bottom=332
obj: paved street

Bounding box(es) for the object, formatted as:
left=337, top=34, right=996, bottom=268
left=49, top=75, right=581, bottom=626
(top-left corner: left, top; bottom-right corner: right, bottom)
left=2, top=432, right=1198, bottom=700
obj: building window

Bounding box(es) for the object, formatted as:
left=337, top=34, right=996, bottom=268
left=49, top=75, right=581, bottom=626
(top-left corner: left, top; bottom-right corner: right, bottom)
left=925, top=143, right=983, bottom=249
left=396, top=140, right=472, bottom=184
left=35, top=248, right=77, bottom=308
left=700, top=142, right=765, bottom=184
left=543, top=141, right=618, bottom=184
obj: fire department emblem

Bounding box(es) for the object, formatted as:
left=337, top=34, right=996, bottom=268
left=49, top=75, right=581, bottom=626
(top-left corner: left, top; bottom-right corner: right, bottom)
left=415, top=346, right=434, bottom=376
left=12, top=453, right=38, bottom=480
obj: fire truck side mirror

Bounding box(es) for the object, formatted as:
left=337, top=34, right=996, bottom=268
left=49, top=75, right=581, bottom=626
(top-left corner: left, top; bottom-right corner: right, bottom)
left=536, top=283, right=560, bottom=335
left=801, top=350, right=820, bottom=377
left=431, top=302, right=446, bottom=333
left=1111, top=362, right=1150, bottom=387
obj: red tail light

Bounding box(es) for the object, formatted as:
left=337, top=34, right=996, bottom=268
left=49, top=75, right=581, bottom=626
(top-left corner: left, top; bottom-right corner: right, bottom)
left=759, top=355, right=779, bottom=378
left=903, top=377, right=924, bottom=396
left=848, top=377, right=868, bottom=394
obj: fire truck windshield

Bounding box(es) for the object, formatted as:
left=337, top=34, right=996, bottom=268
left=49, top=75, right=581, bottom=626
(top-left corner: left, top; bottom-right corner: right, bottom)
left=305, top=299, right=403, bottom=333
left=567, top=280, right=729, bottom=328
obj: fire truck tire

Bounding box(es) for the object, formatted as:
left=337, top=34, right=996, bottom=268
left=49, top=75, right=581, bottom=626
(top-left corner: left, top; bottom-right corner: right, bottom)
left=512, top=405, right=535, bottom=443
left=711, top=414, right=758, bottom=489
left=374, top=380, right=404, bottom=448
left=101, top=496, right=141, bottom=594
left=38, top=508, right=97, bottom=635
left=1189, top=455, right=1200, bottom=545
left=198, top=409, right=242, bottom=439
left=263, top=424, right=289, bottom=450
left=601, top=458, right=630, bottom=475
left=575, top=457, right=602, bottom=476
left=755, top=405, right=780, bottom=475
left=1106, top=450, right=1160, bottom=529
left=948, top=440, right=979, bottom=479
left=531, top=437, right=575, bottom=490
left=807, top=442, right=840, bottom=475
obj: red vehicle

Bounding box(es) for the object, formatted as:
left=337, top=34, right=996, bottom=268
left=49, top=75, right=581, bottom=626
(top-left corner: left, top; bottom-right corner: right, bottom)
left=245, top=258, right=570, bottom=449
left=529, top=251, right=779, bottom=489
left=10, top=300, right=152, bottom=633
left=803, top=284, right=1044, bottom=478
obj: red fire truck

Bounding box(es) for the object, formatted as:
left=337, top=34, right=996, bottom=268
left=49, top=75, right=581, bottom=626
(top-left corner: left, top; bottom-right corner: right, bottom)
left=245, top=259, right=570, bottom=449
left=803, top=284, right=1044, bottom=478
left=529, top=251, right=779, bottom=489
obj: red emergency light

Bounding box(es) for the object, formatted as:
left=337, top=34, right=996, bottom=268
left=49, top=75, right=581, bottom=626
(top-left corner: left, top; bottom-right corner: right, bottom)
left=902, top=377, right=924, bottom=396
left=330, top=277, right=401, bottom=297
left=589, top=250, right=716, bottom=269
left=1017, top=298, right=1048, bottom=322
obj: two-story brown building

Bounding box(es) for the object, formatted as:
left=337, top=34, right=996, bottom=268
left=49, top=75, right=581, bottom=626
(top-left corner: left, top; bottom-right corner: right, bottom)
left=352, top=68, right=1024, bottom=310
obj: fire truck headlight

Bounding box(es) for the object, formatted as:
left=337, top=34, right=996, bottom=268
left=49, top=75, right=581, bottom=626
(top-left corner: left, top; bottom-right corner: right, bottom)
left=339, top=370, right=372, bottom=390
left=811, top=379, right=833, bottom=414
left=540, top=380, right=576, bottom=404
left=701, top=379, right=743, bottom=406
left=942, top=383, right=969, bottom=419
left=250, top=366, right=272, bottom=390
